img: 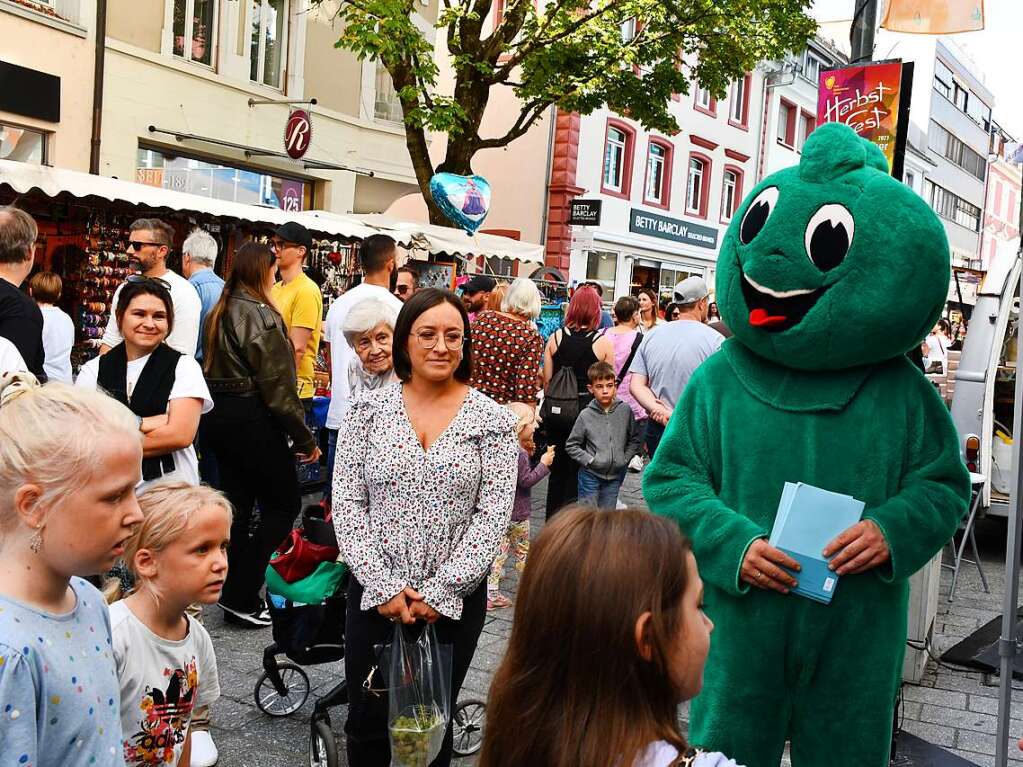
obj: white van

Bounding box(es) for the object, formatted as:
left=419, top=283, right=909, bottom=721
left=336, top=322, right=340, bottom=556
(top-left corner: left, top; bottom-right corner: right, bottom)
left=949, top=254, right=1020, bottom=516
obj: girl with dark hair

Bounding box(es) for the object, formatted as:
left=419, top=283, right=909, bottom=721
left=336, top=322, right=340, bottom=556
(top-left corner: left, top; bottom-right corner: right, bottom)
left=76, top=277, right=212, bottom=496
left=202, top=241, right=319, bottom=628
left=480, top=507, right=737, bottom=767
left=540, top=286, right=614, bottom=516
left=333, top=288, right=518, bottom=767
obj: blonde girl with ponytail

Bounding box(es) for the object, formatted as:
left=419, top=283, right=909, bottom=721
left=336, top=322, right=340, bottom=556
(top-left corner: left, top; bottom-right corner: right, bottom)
left=104, top=482, right=231, bottom=767
left=0, top=374, right=144, bottom=767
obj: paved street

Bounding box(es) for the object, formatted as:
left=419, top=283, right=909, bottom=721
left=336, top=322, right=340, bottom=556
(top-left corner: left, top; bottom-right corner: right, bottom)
left=202, top=474, right=1023, bottom=766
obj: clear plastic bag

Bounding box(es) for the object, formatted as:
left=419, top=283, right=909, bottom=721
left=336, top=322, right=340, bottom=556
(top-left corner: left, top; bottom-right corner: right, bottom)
left=386, top=623, right=452, bottom=767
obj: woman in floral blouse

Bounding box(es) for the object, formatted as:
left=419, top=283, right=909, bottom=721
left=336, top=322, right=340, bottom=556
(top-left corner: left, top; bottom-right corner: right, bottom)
left=333, top=288, right=518, bottom=767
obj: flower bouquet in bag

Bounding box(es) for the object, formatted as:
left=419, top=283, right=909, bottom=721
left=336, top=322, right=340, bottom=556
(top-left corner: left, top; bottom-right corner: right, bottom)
left=386, top=623, right=452, bottom=767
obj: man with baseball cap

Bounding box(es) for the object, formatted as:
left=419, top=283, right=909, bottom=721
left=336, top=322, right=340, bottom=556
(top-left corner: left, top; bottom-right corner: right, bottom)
left=461, top=274, right=496, bottom=321
left=628, top=276, right=723, bottom=457
left=270, top=222, right=322, bottom=403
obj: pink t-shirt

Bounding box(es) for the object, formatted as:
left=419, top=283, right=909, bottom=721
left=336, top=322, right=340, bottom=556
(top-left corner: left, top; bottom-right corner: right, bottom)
left=609, top=329, right=646, bottom=422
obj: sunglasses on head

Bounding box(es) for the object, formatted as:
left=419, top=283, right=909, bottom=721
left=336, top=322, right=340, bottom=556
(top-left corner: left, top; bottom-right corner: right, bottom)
left=126, top=274, right=171, bottom=290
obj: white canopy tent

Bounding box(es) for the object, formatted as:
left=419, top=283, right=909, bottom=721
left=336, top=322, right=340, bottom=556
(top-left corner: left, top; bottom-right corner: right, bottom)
left=0, top=159, right=377, bottom=241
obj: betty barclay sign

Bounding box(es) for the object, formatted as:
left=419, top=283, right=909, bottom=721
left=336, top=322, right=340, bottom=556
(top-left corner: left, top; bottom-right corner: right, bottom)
left=629, top=209, right=718, bottom=250
left=816, top=60, right=913, bottom=179
left=285, top=109, right=312, bottom=160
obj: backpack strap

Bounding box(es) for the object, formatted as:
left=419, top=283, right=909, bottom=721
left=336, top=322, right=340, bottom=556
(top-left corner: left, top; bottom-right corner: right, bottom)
left=617, top=333, right=643, bottom=386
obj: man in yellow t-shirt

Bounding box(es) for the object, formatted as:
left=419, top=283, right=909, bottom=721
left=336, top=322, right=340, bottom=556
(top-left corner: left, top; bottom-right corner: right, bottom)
left=270, top=222, right=323, bottom=402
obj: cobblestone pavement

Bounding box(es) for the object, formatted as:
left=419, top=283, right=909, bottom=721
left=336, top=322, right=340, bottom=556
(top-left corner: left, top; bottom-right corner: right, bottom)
left=203, top=472, right=1023, bottom=766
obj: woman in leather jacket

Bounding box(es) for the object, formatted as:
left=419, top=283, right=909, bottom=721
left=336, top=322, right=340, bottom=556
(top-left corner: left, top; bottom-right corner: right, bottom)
left=203, top=240, right=320, bottom=627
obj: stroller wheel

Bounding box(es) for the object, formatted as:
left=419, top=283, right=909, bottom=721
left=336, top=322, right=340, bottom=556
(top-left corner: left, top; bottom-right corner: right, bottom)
left=254, top=663, right=310, bottom=716
left=451, top=698, right=486, bottom=757
left=309, top=717, right=338, bottom=767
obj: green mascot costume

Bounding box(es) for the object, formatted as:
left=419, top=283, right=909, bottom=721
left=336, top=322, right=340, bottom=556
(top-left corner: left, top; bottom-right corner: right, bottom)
left=643, top=122, right=970, bottom=767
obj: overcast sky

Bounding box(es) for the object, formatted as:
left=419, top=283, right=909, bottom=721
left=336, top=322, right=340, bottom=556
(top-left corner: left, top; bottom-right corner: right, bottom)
left=810, top=0, right=1022, bottom=139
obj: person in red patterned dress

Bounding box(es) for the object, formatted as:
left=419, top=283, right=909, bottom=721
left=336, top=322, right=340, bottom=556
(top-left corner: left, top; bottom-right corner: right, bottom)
left=469, top=277, right=544, bottom=410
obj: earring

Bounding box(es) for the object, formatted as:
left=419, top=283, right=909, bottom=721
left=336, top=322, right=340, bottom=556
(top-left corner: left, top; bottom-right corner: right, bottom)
left=29, top=527, right=43, bottom=554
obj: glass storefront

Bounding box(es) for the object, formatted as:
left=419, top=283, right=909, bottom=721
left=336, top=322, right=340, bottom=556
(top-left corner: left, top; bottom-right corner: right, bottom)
left=136, top=148, right=312, bottom=212
left=585, top=250, right=618, bottom=294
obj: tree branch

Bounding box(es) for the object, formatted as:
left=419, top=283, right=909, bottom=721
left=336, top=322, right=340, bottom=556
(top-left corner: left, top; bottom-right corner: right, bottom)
left=475, top=101, right=549, bottom=149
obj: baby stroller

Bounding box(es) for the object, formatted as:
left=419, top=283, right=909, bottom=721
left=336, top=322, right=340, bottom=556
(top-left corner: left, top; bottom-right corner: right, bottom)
left=253, top=506, right=486, bottom=765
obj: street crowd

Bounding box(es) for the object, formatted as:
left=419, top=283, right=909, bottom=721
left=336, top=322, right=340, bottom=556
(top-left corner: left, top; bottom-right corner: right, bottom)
left=0, top=201, right=737, bottom=767
left=0, top=119, right=981, bottom=767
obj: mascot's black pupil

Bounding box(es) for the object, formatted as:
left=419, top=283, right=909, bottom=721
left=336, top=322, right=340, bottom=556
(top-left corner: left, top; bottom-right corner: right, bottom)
left=740, top=201, right=770, bottom=244
left=808, top=221, right=850, bottom=272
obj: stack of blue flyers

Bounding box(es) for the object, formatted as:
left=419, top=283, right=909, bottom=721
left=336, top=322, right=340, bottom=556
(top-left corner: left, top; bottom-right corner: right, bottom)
left=768, top=482, right=865, bottom=604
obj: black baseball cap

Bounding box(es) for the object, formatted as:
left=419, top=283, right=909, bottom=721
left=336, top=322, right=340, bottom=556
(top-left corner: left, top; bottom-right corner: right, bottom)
left=462, top=275, right=496, bottom=294
left=272, top=222, right=313, bottom=251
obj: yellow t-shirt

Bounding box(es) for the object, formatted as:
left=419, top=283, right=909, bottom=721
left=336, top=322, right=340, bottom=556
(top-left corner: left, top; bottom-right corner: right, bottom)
left=272, top=273, right=323, bottom=399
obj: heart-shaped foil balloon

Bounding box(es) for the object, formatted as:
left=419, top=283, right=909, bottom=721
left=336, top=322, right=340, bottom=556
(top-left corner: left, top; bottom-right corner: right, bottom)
left=429, top=173, right=491, bottom=234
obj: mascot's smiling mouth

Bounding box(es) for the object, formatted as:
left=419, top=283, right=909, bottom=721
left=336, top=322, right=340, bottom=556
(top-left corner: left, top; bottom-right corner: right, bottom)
left=740, top=271, right=827, bottom=333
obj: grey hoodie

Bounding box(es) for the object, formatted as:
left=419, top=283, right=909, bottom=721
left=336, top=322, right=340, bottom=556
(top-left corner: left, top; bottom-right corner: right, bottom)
left=566, top=398, right=642, bottom=479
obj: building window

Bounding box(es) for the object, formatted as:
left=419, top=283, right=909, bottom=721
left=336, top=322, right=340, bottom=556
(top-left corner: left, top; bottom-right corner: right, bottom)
left=694, top=87, right=714, bottom=114
left=934, top=59, right=953, bottom=100
left=966, top=93, right=990, bottom=129
left=928, top=120, right=986, bottom=181
left=643, top=140, right=671, bottom=207
left=798, top=111, right=816, bottom=150
left=586, top=250, right=618, bottom=293
left=802, top=49, right=827, bottom=84
left=905, top=171, right=915, bottom=189
left=137, top=147, right=311, bottom=211
left=720, top=168, right=743, bottom=222
left=250, top=0, right=287, bottom=89
left=620, top=17, right=636, bottom=42
left=374, top=60, right=403, bottom=123
left=601, top=122, right=634, bottom=198
left=0, top=123, right=46, bottom=165
left=777, top=99, right=796, bottom=147
left=930, top=183, right=981, bottom=232
left=686, top=155, right=711, bottom=217
left=728, top=75, right=749, bottom=128
left=173, top=0, right=217, bottom=66
left=953, top=82, right=968, bottom=112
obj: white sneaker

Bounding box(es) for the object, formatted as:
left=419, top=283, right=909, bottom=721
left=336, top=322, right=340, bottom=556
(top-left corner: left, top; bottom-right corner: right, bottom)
left=628, top=455, right=644, bottom=472
left=615, top=499, right=628, bottom=510
left=190, top=730, right=219, bottom=767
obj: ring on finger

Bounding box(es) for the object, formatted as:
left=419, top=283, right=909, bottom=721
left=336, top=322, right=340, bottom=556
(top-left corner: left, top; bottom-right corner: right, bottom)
left=753, top=569, right=763, bottom=581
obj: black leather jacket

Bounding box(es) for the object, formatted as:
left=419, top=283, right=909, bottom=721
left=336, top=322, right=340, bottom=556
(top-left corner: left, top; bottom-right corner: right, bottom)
left=204, top=289, right=316, bottom=454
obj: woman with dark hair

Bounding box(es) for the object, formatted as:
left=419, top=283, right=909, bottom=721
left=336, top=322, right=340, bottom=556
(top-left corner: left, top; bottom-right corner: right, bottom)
left=540, top=286, right=613, bottom=517
left=664, top=302, right=683, bottom=321
left=637, top=288, right=663, bottom=333
left=202, top=241, right=319, bottom=628
left=333, top=288, right=518, bottom=767
left=76, top=277, right=211, bottom=496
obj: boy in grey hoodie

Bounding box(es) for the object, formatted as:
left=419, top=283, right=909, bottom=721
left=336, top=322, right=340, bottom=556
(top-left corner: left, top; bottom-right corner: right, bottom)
left=566, top=361, right=642, bottom=509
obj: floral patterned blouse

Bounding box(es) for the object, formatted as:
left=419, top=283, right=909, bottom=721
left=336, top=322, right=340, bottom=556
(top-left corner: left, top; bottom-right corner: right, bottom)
left=468, top=311, right=544, bottom=405
left=333, top=382, right=518, bottom=619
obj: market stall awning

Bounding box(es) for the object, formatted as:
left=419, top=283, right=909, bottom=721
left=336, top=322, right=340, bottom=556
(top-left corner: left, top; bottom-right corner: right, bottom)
left=350, top=213, right=546, bottom=265
left=0, top=160, right=377, bottom=241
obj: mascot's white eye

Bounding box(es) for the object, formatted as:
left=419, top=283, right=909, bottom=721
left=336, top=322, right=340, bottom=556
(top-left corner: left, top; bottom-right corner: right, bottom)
left=804, top=204, right=854, bottom=272
left=739, top=186, right=780, bottom=244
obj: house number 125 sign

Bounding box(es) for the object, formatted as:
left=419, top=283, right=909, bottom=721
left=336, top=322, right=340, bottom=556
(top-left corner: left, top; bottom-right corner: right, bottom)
left=285, top=109, right=312, bottom=159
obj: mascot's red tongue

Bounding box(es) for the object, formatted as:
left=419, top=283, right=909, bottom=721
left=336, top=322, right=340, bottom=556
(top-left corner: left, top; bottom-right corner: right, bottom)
left=749, top=308, right=787, bottom=327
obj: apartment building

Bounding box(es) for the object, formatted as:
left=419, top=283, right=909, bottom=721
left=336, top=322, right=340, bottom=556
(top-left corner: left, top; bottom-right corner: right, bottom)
left=981, top=125, right=1021, bottom=275
left=0, top=0, right=429, bottom=215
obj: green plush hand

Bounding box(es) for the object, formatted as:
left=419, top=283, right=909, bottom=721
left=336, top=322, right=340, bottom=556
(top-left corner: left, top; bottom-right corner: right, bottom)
left=741, top=539, right=801, bottom=593
left=824, top=519, right=890, bottom=575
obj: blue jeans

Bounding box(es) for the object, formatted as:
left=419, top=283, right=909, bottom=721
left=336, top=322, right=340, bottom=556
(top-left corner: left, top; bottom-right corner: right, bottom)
left=645, top=420, right=666, bottom=459
left=577, top=467, right=626, bottom=510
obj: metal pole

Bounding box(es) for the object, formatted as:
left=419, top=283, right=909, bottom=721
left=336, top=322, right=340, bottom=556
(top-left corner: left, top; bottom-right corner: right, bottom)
left=850, top=0, right=879, bottom=64
left=995, top=185, right=1023, bottom=767
left=89, top=0, right=108, bottom=174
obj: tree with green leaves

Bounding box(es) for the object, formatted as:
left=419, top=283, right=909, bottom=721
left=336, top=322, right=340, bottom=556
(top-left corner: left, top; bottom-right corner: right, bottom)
left=312, top=0, right=817, bottom=226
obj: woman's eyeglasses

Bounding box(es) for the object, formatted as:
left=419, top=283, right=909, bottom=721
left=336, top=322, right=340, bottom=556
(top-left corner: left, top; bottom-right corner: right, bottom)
left=412, top=330, right=465, bottom=351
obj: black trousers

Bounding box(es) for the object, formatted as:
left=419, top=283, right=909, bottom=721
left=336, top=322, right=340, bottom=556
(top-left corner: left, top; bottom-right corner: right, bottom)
left=205, top=395, right=301, bottom=613
left=343, top=577, right=487, bottom=767
left=542, top=395, right=590, bottom=519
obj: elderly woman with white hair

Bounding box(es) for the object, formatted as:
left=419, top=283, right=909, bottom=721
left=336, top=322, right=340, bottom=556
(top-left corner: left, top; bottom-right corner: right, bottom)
left=343, top=297, right=400, bottom=399
left=469, top=276, right=544, bottom=409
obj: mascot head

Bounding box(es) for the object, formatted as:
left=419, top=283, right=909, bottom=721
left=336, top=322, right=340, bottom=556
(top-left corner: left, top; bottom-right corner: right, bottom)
left=716, top=122, right=950, bottom=371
